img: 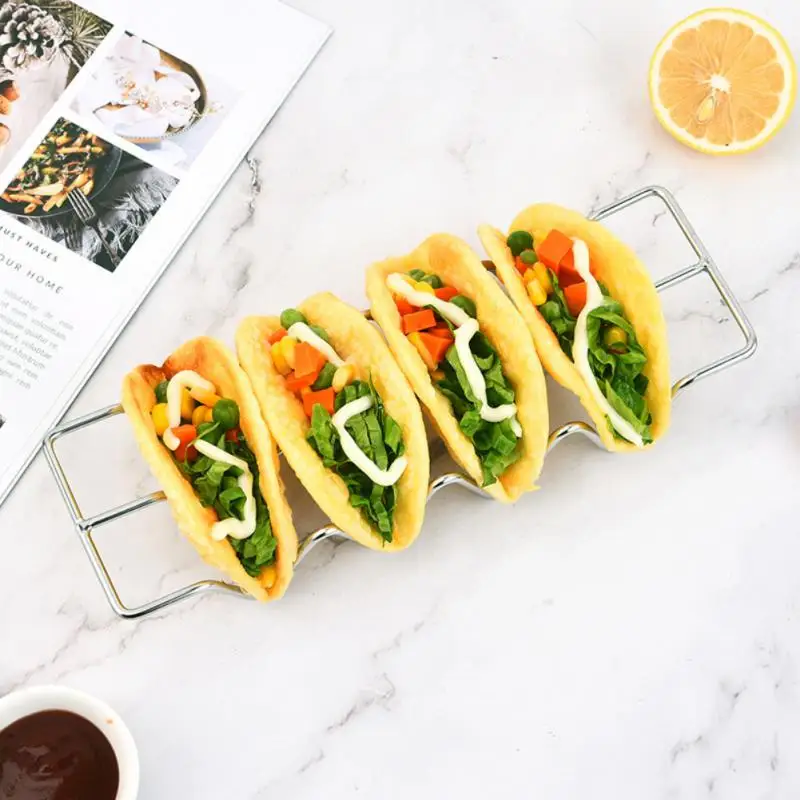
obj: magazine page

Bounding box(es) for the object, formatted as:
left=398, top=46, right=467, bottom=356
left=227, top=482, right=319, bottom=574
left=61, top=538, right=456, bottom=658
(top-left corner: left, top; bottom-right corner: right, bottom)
left=0, top=0, right=330, bottom=503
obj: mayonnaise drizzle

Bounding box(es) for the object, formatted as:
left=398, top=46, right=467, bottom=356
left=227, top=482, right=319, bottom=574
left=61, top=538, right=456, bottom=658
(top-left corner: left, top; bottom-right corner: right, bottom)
left=570, top=238, right=644, bottom=447
left=332, top=395, right=408, bottom=486
left=388, top=273, right=522, bottom=438
left=386, top=273, right=471, bottom=327
left=163, top=370, right=215, bottom=450
left=193, top=439, right=257, bottom=540
left=454, top=319, right=519, bottom=425
left=286, top=327, right=405, bottom=487
left=287, top=322, right=344, bottom=367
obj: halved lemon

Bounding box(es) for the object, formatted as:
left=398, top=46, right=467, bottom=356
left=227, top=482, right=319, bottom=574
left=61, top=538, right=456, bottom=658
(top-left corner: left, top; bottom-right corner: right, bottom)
left=649, top=8, right=797, bottom=154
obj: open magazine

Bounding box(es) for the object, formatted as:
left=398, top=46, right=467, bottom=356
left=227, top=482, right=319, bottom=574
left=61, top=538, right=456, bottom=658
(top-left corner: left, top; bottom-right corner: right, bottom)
left=0, top=0, right=330, bottom=505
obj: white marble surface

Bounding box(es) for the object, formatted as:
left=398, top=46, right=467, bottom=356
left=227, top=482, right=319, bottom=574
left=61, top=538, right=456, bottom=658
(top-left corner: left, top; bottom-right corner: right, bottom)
left=2, top=0, right=800, bottom=797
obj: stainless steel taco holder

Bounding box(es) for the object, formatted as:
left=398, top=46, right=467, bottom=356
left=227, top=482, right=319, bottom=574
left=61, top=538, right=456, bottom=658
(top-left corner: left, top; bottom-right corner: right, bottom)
left=42, top=186, right=757, bottom=619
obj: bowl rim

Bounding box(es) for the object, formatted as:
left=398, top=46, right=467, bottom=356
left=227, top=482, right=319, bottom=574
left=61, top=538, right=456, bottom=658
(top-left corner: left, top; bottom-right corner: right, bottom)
left=0, top=685, right=139, bottom=800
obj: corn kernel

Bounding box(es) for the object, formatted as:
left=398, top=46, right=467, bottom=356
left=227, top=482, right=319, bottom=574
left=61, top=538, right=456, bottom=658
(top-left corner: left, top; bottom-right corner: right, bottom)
left=332, top=363, right=356, bottom=392
left=533, top=263, right=553, bottom=294
left=522, top=268, right=537, bottom=285
left=191, top=405, right=207, bottom=427
left=604, top=326, right=628, bottom=349
left=261, top=564, right=277, bottom=589
left=190, top=387, right=221, bottom=407
left=281, top=336, right=297, bottom=369
left=151, top=403, right=169, bottom=436
left=270, top=341, right=290, bottom=375
left=526, top=277, right=547, bottom=306
left=413, top=280, right=435, bottom=295
left=179, top=388, right=195, bottom=420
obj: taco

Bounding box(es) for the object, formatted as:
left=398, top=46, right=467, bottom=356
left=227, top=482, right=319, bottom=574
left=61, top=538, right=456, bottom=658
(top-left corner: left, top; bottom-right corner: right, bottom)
left=236, top=292, right=429, bottom=551
left=122, top=336, right=297, bottom=601
left=366, top=234, right=549, bottom=502
left=478, top=203, right=671, bottom=451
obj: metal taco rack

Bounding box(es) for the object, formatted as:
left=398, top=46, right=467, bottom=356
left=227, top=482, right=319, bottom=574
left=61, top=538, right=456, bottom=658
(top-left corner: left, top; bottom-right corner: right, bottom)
left=43, top=186, right=757, bottom=619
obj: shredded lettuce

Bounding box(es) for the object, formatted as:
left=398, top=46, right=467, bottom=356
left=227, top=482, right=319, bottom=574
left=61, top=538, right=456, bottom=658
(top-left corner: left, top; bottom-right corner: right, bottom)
left=585, top=299, right=652, bottom=443
left=536, top=269, right=652, bottom=443
left=306, top=379, right=405, bottom=542
left=406, top=269, right=521, bottom=487
left=177, top=423, right=277, bottom=576
left=435, top=327, right=521, bottom=487
left=537, top=270, right=576, bottom=357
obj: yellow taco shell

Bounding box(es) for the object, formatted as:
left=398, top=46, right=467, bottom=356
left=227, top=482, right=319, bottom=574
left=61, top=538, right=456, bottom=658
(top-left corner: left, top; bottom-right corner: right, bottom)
left=236, top=292, right=429, bottom=552
left=366, top=234, right=549, bottom=502
left=121, top=336, right=297, bottom=601
left=478, top=203, right=671, bottom=452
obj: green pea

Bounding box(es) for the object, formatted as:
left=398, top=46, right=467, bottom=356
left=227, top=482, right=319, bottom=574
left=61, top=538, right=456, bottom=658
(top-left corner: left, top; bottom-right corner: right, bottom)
left=213, top=398, right=240, bottom=431
left=280, top=308, right=307, bottom=329
left=451, top=295, right=477, bottom=318
left=154, top=380, right=169, bottom=403
left=312, top=362, right=336, bottom=390
left=520, top=249, right=538, bottom=265
left=408, top=269, right=427, bottom=282
left=309, top=324, right=330, bottom=343
left=506, top=230, right=534, bottom=257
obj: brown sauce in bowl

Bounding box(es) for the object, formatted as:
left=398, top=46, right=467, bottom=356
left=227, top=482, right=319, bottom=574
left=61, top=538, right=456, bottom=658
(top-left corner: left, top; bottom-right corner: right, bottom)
left=0, top=710, right=119, bottom=799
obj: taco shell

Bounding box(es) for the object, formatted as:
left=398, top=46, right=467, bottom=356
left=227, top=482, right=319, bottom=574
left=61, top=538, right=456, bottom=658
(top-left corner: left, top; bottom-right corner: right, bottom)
left=478, top=203, right=671, bottom=452
left=236, top=292, right=429, bottom=552
left=121, top=336, right=297, bottom=601
left=366, top=234, right=549, bottom=502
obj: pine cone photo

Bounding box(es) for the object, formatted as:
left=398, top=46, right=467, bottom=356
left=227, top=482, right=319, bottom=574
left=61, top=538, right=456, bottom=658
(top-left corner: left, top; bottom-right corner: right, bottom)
left=0, top=2, right=63, bottom=73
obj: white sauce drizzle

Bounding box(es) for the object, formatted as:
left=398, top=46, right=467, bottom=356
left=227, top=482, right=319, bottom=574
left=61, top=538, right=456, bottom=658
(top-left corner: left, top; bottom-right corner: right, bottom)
left=454, top=319, right=520, bottom=428
left=287, top=322, right=344, bottom=367
left=386, top=273, right=471, bottom=327
left=163, top=370, right=214, bottom=450
left=570, top=238, right=644, bottom=447
left=332, top=395, right=408, bottom=487
left=194, top=439, right=257, bottom=541
left=388, top=273, right=522, bottom=438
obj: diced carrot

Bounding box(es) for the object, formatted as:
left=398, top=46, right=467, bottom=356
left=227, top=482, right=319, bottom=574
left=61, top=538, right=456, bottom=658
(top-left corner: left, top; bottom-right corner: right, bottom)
left=395, top=297, right=415, bottom=315
left=564, top=282, right=587, bottom=317
left=303, top=387, right=336, bottom=417
left=418, top=332, right=452, bottom=365
left=401, top=309, right=437, bottom=334
left=536, top=229, right=573, bottom=270
left=557, top=260, right=583, bottom=288
left=293, top=342, right=327, bottom=378
left=560, top=247, right=598, bottom=278
left=429, top=324, right=454, bottom=340
left=285, top=370, right=318, bottom=393
left=434, top=286, right=458, bottom=301
left=267, top=328, right=287, bottom=344
left=513, top=256, right=528, bottom=275
left=225, top=428, right=240, bottom=443
left=172, top=424, right=197, bottom=461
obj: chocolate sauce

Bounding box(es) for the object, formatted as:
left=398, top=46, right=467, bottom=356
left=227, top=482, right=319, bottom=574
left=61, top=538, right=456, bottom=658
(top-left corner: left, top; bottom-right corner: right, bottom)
left=0, top=710, right=119, bottom=799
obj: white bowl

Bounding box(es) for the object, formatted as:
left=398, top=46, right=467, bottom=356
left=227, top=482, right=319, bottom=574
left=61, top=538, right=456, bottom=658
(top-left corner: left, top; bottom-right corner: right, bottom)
left=0, top=685, right=139, bottom=799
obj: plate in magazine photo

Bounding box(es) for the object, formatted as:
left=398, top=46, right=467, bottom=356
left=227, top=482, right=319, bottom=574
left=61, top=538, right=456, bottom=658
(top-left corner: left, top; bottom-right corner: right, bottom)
left=72, top=32, right=239, bottom=169
left=1, top=116, right=179, bottom=271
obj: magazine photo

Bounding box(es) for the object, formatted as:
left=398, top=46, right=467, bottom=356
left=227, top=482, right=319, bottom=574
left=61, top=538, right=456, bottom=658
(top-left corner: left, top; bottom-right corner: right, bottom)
left=0, top=1, right=112, bottom=172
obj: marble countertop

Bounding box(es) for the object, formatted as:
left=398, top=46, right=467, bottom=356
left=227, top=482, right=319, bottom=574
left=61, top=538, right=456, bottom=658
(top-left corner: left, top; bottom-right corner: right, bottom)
left=2, top=0, right=800, bottom=797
